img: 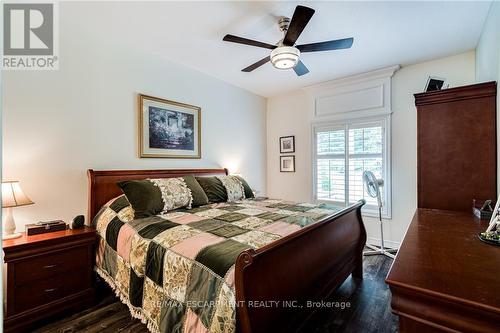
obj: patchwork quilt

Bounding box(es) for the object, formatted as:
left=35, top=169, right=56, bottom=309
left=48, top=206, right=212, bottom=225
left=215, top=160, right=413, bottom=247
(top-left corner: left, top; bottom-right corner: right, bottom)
left=94, top=196, right=340, bottom=333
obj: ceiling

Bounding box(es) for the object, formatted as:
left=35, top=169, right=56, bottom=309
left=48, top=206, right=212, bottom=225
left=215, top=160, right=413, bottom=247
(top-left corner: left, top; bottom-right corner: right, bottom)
left=68, top=1, right=491, bottom=97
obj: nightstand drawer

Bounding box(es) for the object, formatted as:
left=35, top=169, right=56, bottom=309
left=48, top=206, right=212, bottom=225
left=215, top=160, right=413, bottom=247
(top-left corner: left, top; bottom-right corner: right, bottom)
left=14, top=245, right=89, bottom=286
left=13, top=268, right=90, bottom=314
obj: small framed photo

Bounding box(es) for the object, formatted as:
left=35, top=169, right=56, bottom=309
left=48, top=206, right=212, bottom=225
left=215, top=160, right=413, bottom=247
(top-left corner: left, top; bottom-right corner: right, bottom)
left=280, top=155, right=295, bottom=172
left=424, top=76, right=447, bottom=92
left=279, top=136, right=295, bottom=154
left=139, top=94, right=201, bottom=158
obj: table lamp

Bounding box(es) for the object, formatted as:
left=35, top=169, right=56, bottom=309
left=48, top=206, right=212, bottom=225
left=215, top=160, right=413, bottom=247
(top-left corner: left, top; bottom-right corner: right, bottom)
left=2, top=181, right=34, bottom=239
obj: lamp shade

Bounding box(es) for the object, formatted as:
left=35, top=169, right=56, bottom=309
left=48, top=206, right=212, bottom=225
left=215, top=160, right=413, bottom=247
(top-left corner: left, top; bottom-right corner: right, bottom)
left=270, top=46, right=300, bottom=70
left=2, top=181, right=34, bottom=208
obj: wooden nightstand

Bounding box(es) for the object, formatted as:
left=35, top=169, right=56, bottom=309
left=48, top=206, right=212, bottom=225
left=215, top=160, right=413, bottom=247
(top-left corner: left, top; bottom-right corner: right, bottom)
left=3, top=227, right=97, bottom=332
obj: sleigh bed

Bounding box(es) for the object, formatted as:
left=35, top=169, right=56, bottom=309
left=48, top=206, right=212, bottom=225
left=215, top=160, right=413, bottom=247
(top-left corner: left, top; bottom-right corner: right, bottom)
left=88, top=168, right=366, bottom=333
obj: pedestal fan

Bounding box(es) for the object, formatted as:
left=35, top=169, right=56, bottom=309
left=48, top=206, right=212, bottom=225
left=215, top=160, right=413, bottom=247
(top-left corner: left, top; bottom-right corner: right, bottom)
left=363, top=171, right=397, bottom=259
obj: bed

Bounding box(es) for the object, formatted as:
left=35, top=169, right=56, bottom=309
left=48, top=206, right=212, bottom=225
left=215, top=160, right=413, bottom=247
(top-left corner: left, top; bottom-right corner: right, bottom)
left=88, top=168, right=367, bottom=333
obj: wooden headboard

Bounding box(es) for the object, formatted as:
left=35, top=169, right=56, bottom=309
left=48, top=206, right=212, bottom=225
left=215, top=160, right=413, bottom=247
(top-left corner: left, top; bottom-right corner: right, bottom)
left=87, top=168, right=228, bottom=222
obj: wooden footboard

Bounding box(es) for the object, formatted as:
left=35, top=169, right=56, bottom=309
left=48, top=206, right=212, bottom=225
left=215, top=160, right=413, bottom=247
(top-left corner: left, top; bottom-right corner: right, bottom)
left=234, top=200, right=366, bottom=333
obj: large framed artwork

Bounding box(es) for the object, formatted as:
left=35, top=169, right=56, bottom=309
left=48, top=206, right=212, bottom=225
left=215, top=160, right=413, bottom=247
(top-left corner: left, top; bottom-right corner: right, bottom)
left=139, top=94, right=201, bottom=158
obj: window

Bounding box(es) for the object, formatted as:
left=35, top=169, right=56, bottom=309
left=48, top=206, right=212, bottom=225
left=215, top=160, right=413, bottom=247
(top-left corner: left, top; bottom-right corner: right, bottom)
left=313, top=117, right=391, bottom=218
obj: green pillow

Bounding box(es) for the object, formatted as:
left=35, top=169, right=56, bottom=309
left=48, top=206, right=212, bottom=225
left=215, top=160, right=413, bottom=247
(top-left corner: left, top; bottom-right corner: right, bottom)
left=183, top=175, right=209, bottom=207
left=117, top=180, right=163, bottom=218
left=195, top=176, right=228, bottom=203
left=235, top=176, right=254, bottom=198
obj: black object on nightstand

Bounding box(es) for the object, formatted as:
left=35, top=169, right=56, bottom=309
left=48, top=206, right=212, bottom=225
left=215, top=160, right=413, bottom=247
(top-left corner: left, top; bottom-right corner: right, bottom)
left=3, top=227, right=97, bottom=332
left=72, top=215, right=85, bottom=229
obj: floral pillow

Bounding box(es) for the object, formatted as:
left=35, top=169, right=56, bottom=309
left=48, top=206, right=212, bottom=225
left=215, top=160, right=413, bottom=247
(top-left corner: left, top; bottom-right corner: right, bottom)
left=149, top=177, right=193, bottom=212
left=217, top=175, right=245, bottom=202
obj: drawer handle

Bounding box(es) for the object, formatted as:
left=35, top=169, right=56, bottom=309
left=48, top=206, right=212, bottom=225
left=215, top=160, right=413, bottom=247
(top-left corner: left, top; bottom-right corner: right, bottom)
left=43, top=264, right=57, bottom=269
left=44, top=288, right=57, bottom=293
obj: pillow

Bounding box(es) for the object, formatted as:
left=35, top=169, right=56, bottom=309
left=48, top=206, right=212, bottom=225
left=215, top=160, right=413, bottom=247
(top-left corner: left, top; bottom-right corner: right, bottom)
left=195, top=176, right=228, bottom=203
left=117, top=180, right=163, bottom=218
left=182, top=175, right=209, bottom=207
left=149, top=177, right=193, bottom=211
left=118, top=177, right=192, bottom=218
left=217, top=175, right=245, bottom=202
left=234, top=175, right=254, bottom=198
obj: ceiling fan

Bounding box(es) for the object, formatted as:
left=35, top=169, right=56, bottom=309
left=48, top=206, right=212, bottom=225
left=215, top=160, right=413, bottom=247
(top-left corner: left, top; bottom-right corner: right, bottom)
left=222, top=5, right=354, bottom=76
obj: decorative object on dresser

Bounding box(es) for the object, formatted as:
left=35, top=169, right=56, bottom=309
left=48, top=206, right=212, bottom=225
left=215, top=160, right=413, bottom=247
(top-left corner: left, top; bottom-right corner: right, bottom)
left=3, top=227, right=96, bottom=333
left=279, top=135, right=295, bottom=153
left=138, top=94, right=201, bottom=159
left=424, top=76, right=447, bottom=92
left=472, top=199, right=494, bottom=220
left=415, top=81, right=497, bottom=211
left=280, top=155, right=295, bottom=172
left=479, top=195, right=500, bottom=246
left=2, top=181, right=34, bottom=239
left=386, top=209, right=500, bottom=332
left=362, top=171, right=396, bottom=259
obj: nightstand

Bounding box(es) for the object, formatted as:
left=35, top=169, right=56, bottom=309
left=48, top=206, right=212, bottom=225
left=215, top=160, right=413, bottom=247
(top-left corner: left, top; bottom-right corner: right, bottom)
left=3, top=227, right=97, bottom=332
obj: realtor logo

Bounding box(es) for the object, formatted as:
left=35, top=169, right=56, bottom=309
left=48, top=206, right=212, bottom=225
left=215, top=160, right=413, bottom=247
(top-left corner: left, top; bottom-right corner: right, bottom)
left=3, top=2, right=59, bottom=70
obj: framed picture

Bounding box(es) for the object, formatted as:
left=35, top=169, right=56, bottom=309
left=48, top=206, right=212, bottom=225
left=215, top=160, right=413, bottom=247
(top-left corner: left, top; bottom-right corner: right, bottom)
left=280, top=155, right=295, bottom=172
left=424, top=76, right=447, bottom=92
left=139, top=94, right=201, bottom=158
left=279, top=135, right=295, bottom=153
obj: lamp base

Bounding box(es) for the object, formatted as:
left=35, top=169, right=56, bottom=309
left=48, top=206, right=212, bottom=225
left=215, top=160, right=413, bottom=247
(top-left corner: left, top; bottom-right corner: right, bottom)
left=3, top=232, right=22, bottom=240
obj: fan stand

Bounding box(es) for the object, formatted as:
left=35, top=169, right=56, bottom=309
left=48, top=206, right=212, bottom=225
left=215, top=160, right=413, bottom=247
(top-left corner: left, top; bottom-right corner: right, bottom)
left=363, top=206, right=397, bottom=259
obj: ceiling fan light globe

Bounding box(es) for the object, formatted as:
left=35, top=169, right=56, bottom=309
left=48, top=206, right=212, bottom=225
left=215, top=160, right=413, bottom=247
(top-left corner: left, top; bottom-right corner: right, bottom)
left=270, top=46, right=300, bottom=70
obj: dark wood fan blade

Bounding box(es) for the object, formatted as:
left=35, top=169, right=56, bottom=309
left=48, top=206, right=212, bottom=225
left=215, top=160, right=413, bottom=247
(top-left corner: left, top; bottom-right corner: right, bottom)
left=242, top=56, right=270, bottom=72
left=223, top=34, right=276, bottom=50
left=293, top=60, right=309, bottom=76
left=297, top=38, right=354, bottom=53
left=283, top=5, right=315, bottom=46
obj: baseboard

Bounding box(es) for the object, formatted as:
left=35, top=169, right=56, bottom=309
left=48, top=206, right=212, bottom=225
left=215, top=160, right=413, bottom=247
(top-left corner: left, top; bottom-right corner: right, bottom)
left=367, top=237, right=400, bottom=249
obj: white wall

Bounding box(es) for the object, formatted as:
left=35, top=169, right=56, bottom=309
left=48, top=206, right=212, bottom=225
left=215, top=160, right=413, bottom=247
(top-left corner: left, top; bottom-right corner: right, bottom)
left=267, top=51, right=476, bottom=246
left=476, top=1, right=500, bottom=192
left=2, top=3, right=267, bottom=230
left=476, top=2, right=500, bottom=83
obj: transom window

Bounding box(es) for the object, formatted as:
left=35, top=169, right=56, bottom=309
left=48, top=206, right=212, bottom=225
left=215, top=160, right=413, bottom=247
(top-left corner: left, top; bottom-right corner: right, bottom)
left=313, top=117, right=391, bottom=218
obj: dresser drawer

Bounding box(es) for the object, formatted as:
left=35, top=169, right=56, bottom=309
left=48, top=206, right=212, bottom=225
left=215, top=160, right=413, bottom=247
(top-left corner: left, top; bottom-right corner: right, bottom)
left=13, top=267, right=90, bottom=314
left=14, top=245, right=89, bottom=286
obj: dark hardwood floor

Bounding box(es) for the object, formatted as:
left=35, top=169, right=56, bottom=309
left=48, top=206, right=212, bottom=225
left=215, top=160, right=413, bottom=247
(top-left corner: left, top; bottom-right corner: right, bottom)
left=298, top=254, right=398, bottom=333
left=33, top=254, right=397, bottom=333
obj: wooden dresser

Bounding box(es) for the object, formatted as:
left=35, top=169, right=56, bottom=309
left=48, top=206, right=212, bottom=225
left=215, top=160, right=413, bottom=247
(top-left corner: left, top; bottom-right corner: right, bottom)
left=387, top=81, right=499, bottom=332
left=386, top=209, right=500, bottom=332
left=3, top=227, right=96, bottom=332
left=415, top=81, right=497, bottom=211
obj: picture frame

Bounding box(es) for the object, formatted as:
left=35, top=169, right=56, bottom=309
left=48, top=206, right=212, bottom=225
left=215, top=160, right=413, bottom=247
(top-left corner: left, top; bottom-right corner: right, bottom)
left=280, top=155, right=295, bottom=172
left=139, top=94, right=201, bottom=158
left=424, top=76, right=447, bottom=92
left=279, top=135, right=295, bottom=154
